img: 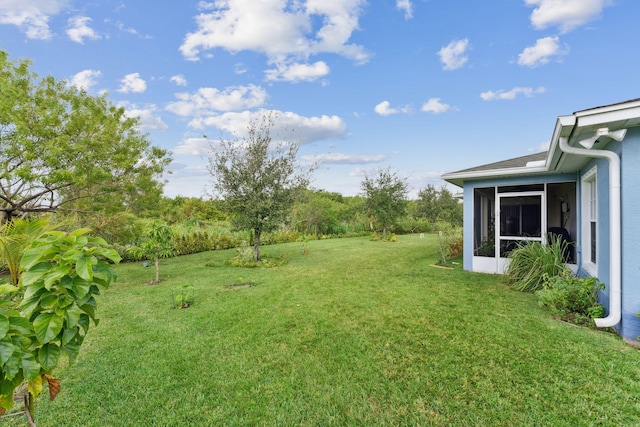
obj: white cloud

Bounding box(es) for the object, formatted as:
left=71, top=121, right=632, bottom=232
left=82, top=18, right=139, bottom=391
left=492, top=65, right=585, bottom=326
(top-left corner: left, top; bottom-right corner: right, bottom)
left=518, top=36, right=566, bottom=67
left=66, top=16, right=100, bottom=44
left=525, top=0, right=611, bottom=33
left=120, top=102, right=168, bottom=131
left=375, top=101, right=397, bottom=116
left=0, top=0, right=68, bottom=40
left=166, top=84, right=268, bottom=117
left=69, top=69, right=102, bottom=91
left=374, top=100, right=412, bottom=116
left=396, top=0, right=413, bottom=19
left=170, top=74, right=188, bottom=86
left=118, top=73, right=147, bottom=94
left=305, top=152, right=386, bottom=165
left=438, top=38, right=469, bottom=71
left=184, top=109, right=347, bottom=144
left=421, top=98, right=450, bottom=114
left=480, top=86, right=546, bottom=101
left=265, top=61, right=330, bottom=83
left=172, top=137, right=209, bottom=155
left=179, top=0, right=369, bottom=65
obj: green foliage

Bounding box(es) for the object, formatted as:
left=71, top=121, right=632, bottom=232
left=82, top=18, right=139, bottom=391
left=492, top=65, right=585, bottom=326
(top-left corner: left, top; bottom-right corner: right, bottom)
left=435, top=222, right=463, bottom=265
left=58, top=212, right=145, bottom=252
left=224, top=242, right=286, bottom=268
left=505, top=235, right=570, bottom=292
left=157, top=196, right=227, bottom=224
left=0, top=50, right=171, bottom=221
left=0, top=218, right=59, bottom=285
left=414, top=185, right=463, bottom=228
left=370, top=232, right=397, bottom=242
left=536, top=273, right=605, bottom=327
left=361, top=167, right=408, bottom=240
left=127, top=220, right=175, bottom=284
left=0, top=228, right=119, bottom=421
left=171, top=285, right=194, bottom=309
left=208, top=111, right=312, bottom=262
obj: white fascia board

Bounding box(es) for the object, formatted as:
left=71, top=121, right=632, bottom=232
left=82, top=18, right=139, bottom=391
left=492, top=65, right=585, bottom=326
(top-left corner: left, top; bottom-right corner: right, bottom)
left=547, top=115, right=577, bottom=171
left=574, top=103, right=640, bottom=128
left=442, top=165, right=549, bottom=184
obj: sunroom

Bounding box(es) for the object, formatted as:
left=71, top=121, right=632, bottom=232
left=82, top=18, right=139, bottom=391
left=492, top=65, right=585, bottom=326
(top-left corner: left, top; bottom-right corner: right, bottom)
left=444, top=153, right=577, bottom=275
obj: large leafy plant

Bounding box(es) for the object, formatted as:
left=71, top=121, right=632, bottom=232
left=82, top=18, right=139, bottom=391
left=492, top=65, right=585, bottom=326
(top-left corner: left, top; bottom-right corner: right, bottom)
left=505, top=234, right=570, bottom=292
left=0, top=228, right=120, bottom=425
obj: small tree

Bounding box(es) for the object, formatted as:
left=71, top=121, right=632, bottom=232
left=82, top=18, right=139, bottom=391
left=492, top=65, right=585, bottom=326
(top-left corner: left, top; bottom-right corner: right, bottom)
left=361, top=167, right=408, bottom=240
left=208, top=112, right=311, bottom=262
left=129, top=220, right=175, bottom=284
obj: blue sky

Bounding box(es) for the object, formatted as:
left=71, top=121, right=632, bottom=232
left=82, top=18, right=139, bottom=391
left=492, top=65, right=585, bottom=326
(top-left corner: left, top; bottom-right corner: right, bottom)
left=1, top=0, right=638, bottom=198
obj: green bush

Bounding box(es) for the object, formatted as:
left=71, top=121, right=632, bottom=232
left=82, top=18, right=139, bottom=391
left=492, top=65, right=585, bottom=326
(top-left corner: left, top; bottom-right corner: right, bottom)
left=505, top=235, right=570, bottom=292
left=370, top=232, right=397, bottom=242
left=224, top=243, right=287, bottom=268
left=536, top=273, right=605, bottom=327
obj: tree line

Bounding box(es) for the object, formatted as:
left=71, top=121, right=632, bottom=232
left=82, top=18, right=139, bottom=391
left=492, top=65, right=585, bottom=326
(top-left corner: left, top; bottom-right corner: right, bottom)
left=0, top=49, right=461, bottom=259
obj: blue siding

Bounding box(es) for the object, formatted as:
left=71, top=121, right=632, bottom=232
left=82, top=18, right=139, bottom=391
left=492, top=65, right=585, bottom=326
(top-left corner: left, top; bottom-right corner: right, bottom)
left=575, top=129, right=640, bottom=341
left=620, top=128, right=640, bottom=341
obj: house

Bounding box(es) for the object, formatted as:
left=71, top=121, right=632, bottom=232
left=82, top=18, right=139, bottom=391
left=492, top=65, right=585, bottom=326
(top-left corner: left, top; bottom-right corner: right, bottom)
left=442, top=98, right=640, bottom=341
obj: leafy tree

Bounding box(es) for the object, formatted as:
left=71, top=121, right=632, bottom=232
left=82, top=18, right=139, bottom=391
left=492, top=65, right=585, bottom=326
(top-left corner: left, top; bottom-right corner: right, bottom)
left=0, top=227, right=120, bottom=425
left=415, top=185, right=463, bottom=229
left=415, top=184, right=440, bottom=230
left=208, top=112, right=311, bottom=262
left=0, top=50, right=171, bottom=222
left=128, top=220, right=176, bottom=284
left=361, top=167, right=408, bottom=240
left=438, top=187, right=463, bottom=226
left=291, top=190, right=341, bottom=235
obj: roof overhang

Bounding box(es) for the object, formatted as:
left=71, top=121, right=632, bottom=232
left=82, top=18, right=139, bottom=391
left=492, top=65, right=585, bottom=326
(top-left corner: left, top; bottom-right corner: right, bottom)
left=442, top=99, right=640, bottom=187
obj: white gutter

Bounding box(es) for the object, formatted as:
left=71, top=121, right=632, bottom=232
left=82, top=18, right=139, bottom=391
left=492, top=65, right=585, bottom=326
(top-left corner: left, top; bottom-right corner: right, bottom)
left=558, top=136, right=621, bottom=327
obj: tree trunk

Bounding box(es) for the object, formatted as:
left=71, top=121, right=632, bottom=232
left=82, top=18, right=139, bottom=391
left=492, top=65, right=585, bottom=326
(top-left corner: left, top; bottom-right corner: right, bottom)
left=253, top=229, right=261, bottom=262
left=382, top=225, right=387, bottom=241
left=155, top=256, right=160, bottom=283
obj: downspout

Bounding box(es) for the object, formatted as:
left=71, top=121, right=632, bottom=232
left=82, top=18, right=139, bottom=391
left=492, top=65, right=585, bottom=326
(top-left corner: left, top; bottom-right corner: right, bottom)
left=558, top=136, right=621, bottom=327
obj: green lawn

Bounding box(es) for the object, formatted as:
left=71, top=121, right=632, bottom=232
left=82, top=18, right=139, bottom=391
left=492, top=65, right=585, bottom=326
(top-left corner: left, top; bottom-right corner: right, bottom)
left=18, top=235, right=640, bottom=426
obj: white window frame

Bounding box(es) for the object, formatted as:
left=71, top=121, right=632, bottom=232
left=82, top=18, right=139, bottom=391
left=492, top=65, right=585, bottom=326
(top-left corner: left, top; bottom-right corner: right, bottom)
left=581, top=167, right=597, bottom=276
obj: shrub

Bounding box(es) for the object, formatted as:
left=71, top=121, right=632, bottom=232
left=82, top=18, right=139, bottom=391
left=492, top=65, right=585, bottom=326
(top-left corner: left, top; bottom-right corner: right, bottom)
left=370, top=232, right=397, bottom=242
left=435, top=222, right=463, bottom=265
left=536, top=273, right=605, bottom=327
left=505, top=235, right=570, bottom=292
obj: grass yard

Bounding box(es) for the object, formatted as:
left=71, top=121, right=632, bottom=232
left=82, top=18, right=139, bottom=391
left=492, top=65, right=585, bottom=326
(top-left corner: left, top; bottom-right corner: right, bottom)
left=15, top=235, right=640, bottom=426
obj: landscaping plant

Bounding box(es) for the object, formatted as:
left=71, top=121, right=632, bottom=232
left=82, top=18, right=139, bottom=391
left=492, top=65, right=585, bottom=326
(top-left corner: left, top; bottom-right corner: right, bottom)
left=505, top=234, right=570, bottom=292
left=127, top=220, right=175, bottom=284
left=435, top=222, right=463, bottom=265
left=536, top=272, right=605, bottom=327
left=0, top=228, right=120, bottom=426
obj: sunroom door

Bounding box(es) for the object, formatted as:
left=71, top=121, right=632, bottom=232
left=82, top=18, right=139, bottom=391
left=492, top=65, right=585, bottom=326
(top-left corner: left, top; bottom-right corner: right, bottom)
left=496, top=191, right=546, bottom=273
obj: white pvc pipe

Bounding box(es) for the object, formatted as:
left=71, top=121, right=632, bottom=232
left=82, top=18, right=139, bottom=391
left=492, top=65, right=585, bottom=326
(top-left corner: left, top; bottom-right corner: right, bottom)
left=558, top=137, right=621, bottom=327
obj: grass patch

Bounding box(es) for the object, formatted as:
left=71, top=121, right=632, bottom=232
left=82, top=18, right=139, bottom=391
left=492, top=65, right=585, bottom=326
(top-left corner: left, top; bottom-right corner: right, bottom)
left=14, top=235, right=640, bottom=426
